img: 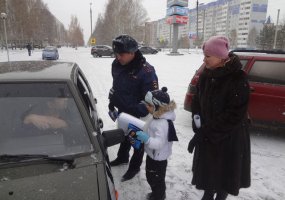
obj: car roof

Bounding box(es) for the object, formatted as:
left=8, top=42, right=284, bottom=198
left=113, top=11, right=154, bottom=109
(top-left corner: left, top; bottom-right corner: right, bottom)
left=93, top=45, right=111, bottom=48
left=0, top=61, right=77, bottom=82
left=44, top=46, right=57, bottom=50
left=232, top=50, right=285, bottom=59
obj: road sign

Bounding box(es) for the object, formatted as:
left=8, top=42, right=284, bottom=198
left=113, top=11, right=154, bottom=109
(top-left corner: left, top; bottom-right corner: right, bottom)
left=91, top=38, right=96, bottom=45
left=166, top=15, right=188, bottom=24
left=167, top=0, right=188, bottom=8
left=167, top=6, right=188, bottom=16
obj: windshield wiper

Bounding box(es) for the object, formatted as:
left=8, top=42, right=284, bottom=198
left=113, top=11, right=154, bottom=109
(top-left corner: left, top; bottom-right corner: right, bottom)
left=0, top=154, right=74, bottom=164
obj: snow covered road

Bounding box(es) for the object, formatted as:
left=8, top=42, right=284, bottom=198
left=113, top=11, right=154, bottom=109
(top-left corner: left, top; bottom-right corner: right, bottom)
left=1, top=47, right=285, bottom=200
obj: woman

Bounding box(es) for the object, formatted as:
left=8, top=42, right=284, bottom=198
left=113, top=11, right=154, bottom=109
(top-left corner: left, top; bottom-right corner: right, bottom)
left=188, top=36, right=251, bottom=200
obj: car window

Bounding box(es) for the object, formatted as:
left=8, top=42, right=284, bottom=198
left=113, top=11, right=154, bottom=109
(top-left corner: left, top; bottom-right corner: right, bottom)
left=44, top=47, right=56, bottom=51
left=0, top=83, right=92, bottom=156
left=77, top=73, right=96, bottom=118
left=248, top=60, right=285, bottom=85
left=239, top=59, right=248, bottom=70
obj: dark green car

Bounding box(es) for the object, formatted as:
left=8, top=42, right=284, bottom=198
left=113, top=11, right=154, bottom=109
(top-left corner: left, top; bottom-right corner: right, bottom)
left=0, top=61, right=124, bottom=200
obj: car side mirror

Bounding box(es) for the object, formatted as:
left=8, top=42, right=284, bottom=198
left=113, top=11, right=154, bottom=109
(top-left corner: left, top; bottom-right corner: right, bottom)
left=102, top=128, right=124, bottom=147
left=98, top=118, right=103, bottom=129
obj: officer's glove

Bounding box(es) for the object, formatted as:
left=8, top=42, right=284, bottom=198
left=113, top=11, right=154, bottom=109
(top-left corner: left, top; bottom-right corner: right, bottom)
left=108, top=109, right=118, bottom=122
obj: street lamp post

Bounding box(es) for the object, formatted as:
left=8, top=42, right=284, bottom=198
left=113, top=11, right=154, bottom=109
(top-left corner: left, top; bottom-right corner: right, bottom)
left=90, top=3, right=93, bottom=37
left=1, top=12, right=10, bottom=62
left=273, top=9, right=280, bottom=49
left=196, top=0, right=199, bottom=40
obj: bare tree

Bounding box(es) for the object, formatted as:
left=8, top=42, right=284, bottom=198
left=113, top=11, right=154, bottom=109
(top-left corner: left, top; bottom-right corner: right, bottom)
left=276, top=21, right=285, bottom=50
left=0, top=0, right=67, bottom=48
left=93, top=0, right=148, bottom=45
left=68, top=15, right=84, bottom=47
left=93, top=14, right=105, bottom=45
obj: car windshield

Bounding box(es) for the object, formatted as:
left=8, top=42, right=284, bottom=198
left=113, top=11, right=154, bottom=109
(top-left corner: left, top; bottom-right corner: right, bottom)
left=44, top=47, right=56, bottom=51
left=0, top=83, right=92, bottom=157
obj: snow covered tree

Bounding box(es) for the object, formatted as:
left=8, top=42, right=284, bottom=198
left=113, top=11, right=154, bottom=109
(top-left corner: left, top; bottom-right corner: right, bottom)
left=256, top=24, right=275, bottom=50
left=247, top=27, right=257, bottom=49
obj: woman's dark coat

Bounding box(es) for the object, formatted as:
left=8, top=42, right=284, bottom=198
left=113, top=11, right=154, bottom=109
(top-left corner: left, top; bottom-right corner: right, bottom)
left=191, top=53, right=251, bottom=195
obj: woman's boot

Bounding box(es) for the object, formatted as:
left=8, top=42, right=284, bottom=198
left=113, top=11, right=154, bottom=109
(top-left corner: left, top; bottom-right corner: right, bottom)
left=201, top=190, right=215, bottom=200
left=215, top=191, right=228, bottom=200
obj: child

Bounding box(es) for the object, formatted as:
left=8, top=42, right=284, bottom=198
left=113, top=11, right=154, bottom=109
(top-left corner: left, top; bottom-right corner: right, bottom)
left=135, top=87, right=178, bottom=200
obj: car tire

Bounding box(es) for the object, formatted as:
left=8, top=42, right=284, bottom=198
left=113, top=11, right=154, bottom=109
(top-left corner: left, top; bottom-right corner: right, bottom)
left=92, top=53, right=99, bottom=58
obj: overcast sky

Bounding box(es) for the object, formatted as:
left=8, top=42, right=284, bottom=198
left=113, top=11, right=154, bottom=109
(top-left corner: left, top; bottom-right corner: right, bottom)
left=43, top=0, right=284, bottom=43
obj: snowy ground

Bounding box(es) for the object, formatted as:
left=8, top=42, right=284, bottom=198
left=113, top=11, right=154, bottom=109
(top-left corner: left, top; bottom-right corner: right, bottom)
left=1, top=47, right=285, bottom=200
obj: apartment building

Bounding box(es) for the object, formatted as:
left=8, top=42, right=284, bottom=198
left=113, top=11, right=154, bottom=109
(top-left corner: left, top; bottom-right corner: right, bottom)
left=145, top=0, right=268, bottom=48
left=145, top=18, right=190, bottom=48
left=188, top=0, right=268, bottom=48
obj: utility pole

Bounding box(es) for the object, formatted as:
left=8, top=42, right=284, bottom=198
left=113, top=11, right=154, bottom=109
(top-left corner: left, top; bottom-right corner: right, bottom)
left=1, top=12, right=10, bottom=63
left=273, top=9, right=280, bottom=49
left=90, top=2, right=93, bottom=37
left=196, top=0, right=199, bottom=40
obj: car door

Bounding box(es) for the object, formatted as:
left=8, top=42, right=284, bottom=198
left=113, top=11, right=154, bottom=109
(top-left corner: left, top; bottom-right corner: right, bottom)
left=105, top=46, right=112, bottom=56
left=247, top=58, right=285, bottom=125
left=75, top=69, right=117, bottom=200
left=100, top=46, right=107, bottom=56
left=75, top=71, right=102, bottom=131
left=96, top=46, right=103, bottom=56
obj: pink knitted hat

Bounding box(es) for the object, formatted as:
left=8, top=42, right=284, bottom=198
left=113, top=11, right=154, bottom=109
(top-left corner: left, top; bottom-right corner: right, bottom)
left=202, top=36, right=229, bottom=59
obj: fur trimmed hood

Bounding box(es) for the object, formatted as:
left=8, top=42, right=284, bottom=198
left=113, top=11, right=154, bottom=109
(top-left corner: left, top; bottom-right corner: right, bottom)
left=153, top=100, right=177, bottom=119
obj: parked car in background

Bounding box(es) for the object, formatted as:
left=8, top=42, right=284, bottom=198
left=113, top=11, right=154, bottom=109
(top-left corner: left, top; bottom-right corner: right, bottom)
left=33, top=44, right=43, bottom=49
left=91, top=45, right=114, bottom=57
left=42, top=46, right=59, bottom=60
left=0, top=61, right=124, bottom=200
left=155, top=47, right=162, bottom=52
left=184, top=50, right=285, bottom=130
left=139, top=46, right=158, bottom=54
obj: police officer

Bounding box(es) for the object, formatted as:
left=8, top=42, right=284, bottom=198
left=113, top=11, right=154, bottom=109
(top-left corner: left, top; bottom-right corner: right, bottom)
left=108, top=34, right=159, bottom=182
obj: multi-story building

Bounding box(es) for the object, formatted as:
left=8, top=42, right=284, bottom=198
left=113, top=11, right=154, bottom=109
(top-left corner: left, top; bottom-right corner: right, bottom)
left=188, top=0, right=268, bottom=48
left=145, top=17, right=190, bottom=48
left=145, top=0, right=268, bottom=49
left=157, top=18, right=171, bottom=46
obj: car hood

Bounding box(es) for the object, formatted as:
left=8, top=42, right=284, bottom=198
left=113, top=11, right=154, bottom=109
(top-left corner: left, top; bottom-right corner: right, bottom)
left=0, top=155, right=104, bottom=200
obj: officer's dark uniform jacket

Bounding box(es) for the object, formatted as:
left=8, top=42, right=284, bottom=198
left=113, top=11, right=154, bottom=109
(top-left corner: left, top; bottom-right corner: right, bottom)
left=109, top=50, right=158, bottom=118
left=191, top=53, right=251, bottom=196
